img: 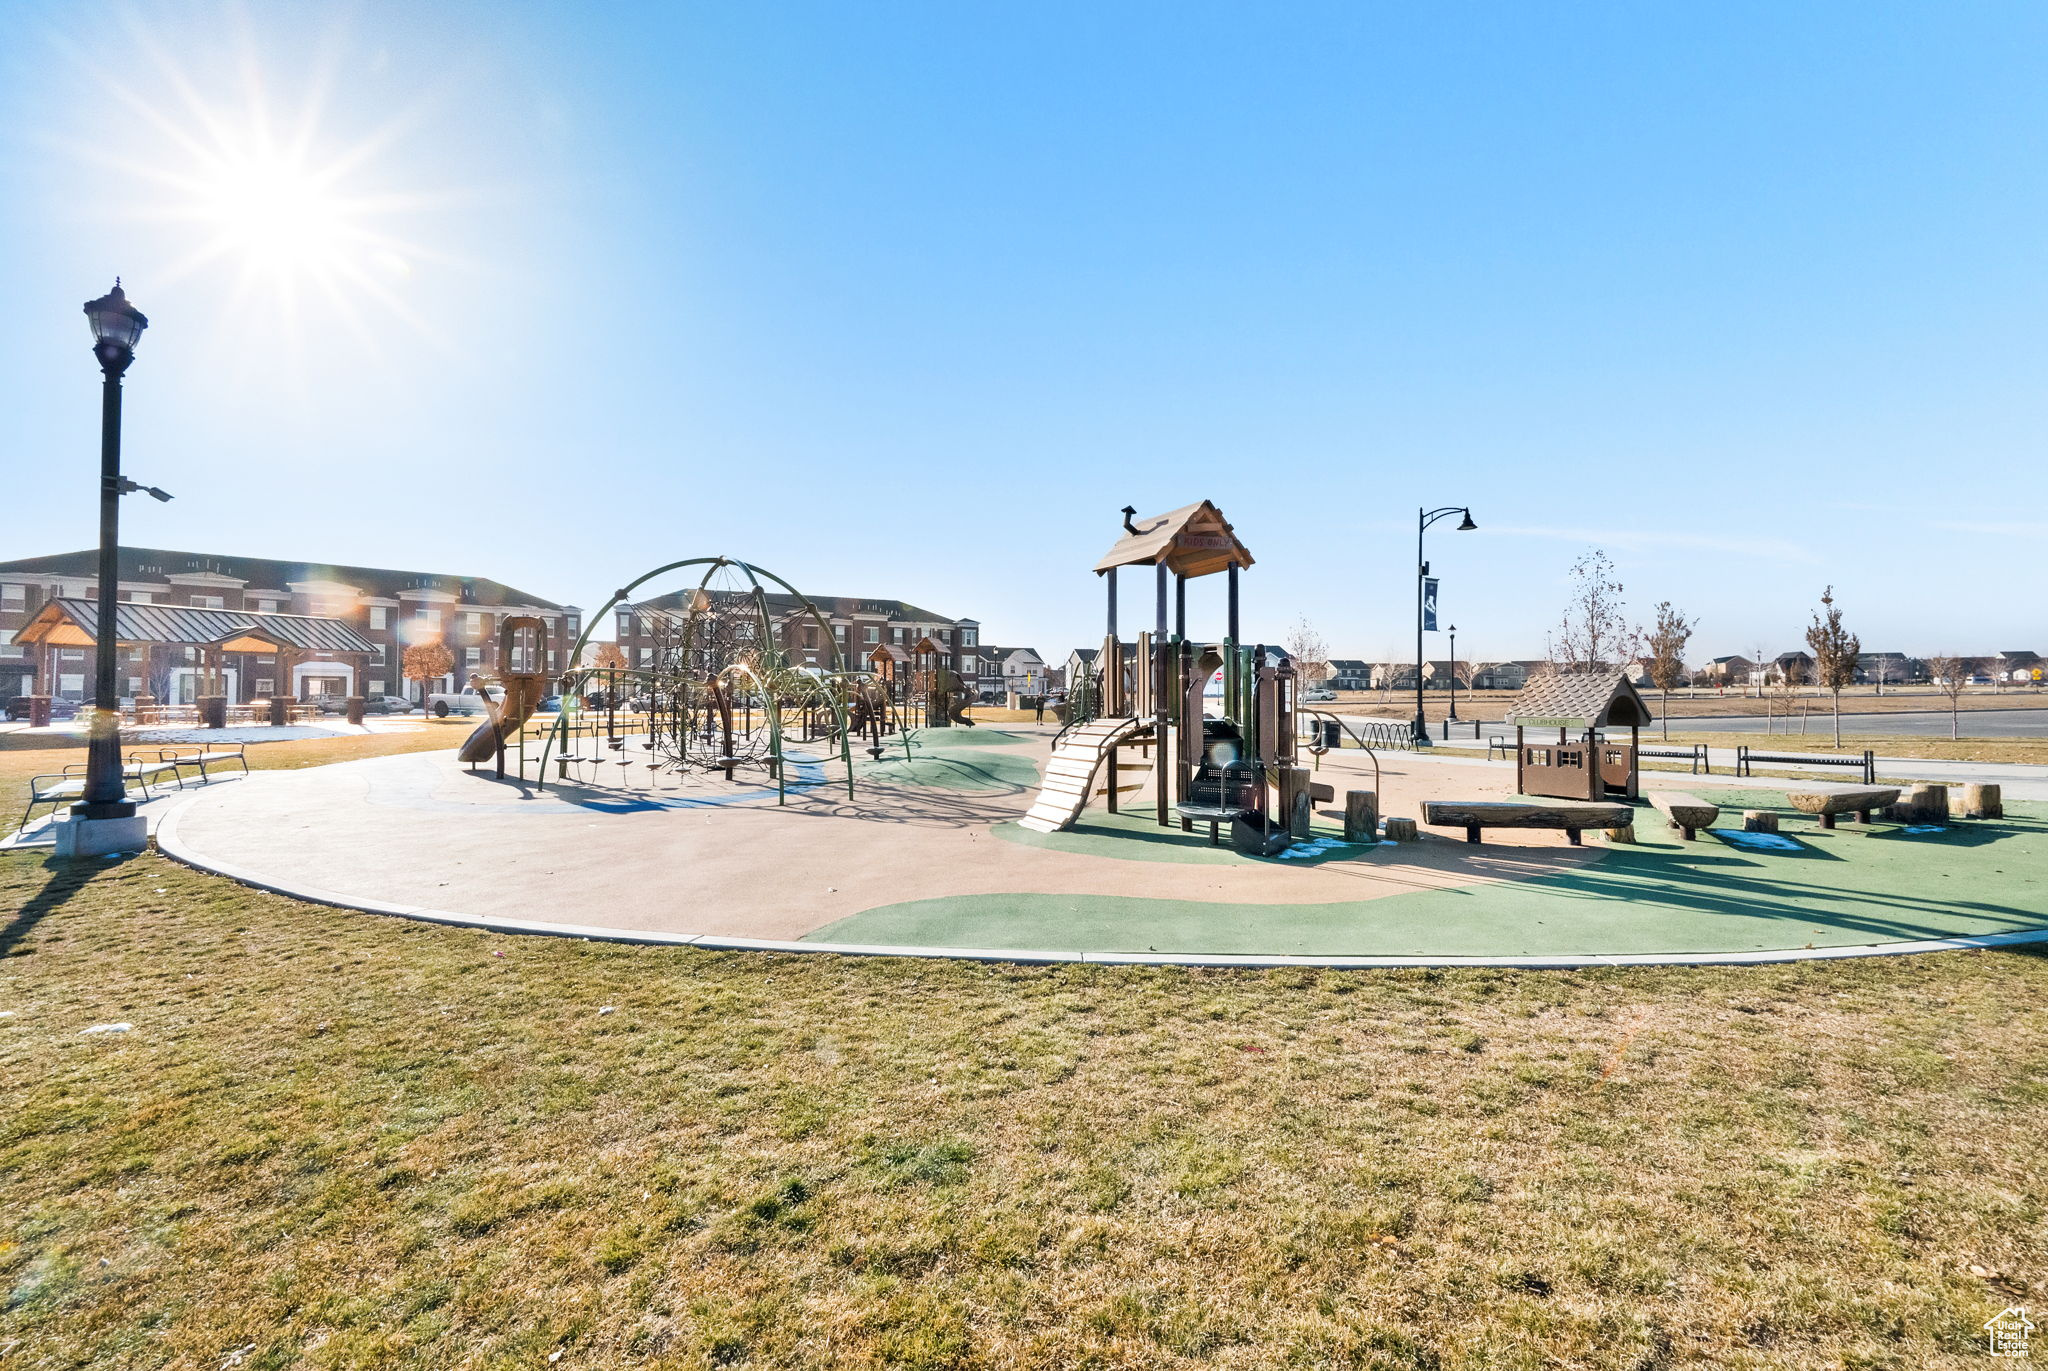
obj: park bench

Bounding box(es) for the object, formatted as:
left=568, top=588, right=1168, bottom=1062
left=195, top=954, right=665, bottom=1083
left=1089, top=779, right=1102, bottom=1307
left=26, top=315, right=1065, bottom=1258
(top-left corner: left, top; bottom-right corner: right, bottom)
left=1487, top=736, right=1514, bottom=761
left=1639, top=743, right=1709, bottom=774
left=1736, top=745, right=1875, bottom=786
left=1784, top=787, right=1901, bottom=829
left=15, top=754, right=183, bottom=834
left=1422, top=798, right=1635, bottom=846
left=1646, top=790, right=1719, bottom=841
left=156, top=743, right=249, bottom=784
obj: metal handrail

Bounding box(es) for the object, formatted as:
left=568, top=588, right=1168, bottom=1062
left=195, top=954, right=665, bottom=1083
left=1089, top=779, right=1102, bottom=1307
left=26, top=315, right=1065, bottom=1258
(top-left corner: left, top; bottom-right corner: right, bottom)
left=1296, top=707, right=1384, bottom=797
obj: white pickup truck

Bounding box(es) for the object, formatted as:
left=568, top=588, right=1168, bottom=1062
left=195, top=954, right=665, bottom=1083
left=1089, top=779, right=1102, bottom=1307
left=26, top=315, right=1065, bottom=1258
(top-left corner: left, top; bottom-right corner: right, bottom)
left=426, top=685, right=503, bottom=718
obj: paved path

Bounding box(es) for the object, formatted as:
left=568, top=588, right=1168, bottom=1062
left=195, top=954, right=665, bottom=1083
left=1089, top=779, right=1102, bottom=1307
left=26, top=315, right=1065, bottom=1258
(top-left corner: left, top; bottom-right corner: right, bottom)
left=1426, top=738, right=2048, bottom=799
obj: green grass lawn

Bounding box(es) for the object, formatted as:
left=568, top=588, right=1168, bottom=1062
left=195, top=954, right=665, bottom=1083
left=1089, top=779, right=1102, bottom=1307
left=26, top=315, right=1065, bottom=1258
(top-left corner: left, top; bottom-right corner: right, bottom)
left=4, top=850, right=2045, bottom=1368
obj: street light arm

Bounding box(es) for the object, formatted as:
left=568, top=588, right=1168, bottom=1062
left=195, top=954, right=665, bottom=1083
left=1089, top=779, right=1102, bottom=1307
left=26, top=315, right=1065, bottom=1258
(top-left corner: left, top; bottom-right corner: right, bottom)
left=1420, top=505, right=1472, bottom=530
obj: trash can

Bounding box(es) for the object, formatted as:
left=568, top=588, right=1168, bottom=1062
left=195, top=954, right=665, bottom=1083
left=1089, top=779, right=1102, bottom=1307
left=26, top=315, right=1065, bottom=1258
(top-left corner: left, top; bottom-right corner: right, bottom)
left=268, top=696, right=290, bottom=727
left=1314, top=720, right=1342, bottom=750
left=197, top=695, right=228, bottom=729
left=345, top=696, right=367, bottom=726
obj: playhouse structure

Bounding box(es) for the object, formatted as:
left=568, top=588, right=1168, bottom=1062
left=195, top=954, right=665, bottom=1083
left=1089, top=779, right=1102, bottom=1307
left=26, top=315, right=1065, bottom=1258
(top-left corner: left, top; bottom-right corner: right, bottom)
left=1504, top=669, right=1652, bottom=801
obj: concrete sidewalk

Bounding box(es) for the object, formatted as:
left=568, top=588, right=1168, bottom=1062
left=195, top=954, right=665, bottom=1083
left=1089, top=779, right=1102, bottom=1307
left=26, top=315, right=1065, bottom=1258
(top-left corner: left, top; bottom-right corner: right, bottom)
left=1422, top=737, right=2048, bottom=799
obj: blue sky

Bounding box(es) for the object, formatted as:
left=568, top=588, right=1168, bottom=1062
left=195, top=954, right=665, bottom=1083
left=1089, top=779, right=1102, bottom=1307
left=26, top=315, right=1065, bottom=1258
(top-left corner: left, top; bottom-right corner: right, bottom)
left=2, top=1, right=2043, bottom=662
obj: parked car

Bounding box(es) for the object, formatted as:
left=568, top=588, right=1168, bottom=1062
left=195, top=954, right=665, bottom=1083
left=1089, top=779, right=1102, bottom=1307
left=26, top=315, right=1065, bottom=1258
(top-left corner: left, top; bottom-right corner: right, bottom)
left=1302, top=688, right=1338, bottom=703
left=362, top=695, right=416, bottom=715
left=4, top=697, right=79, bottom=722
left=427, top=685, right=504, bottom=718
left=535, top=695, right=563, bottom=713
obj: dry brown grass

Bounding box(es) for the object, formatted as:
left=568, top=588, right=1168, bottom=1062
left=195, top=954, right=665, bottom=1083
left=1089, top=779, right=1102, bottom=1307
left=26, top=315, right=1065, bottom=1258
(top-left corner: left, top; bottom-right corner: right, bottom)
left=4, top=851, right=2044, bottom=1368
left=1333, top=688, right=2048, bottom=722
left=1643, top=731, right=2048, bottom=768
left=0, top=722, right=476, bottom=812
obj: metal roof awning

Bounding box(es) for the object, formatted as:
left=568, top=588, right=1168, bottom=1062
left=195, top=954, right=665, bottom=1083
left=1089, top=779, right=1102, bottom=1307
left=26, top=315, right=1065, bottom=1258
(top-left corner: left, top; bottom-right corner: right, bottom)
left=11, top=598, right=376, bottom=654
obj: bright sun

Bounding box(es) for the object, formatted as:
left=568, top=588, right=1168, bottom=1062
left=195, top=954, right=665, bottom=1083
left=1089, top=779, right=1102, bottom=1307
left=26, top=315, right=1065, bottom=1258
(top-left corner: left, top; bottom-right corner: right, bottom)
left=190, top=146, right=356, bottom=276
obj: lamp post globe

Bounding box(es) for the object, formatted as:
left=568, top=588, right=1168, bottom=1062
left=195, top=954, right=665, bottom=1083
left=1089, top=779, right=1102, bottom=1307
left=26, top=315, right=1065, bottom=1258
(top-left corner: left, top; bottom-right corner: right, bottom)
left=72, top=281, right=149, bottom=840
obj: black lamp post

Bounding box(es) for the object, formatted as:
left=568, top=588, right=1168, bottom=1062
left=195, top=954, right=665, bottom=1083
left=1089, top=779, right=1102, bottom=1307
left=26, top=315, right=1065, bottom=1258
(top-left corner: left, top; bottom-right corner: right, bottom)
left=1414, top=505, right=1476, bottom=744
left=1447, top=625, right=1459, bottom=723
left=73, top=281, right=158, bottom=823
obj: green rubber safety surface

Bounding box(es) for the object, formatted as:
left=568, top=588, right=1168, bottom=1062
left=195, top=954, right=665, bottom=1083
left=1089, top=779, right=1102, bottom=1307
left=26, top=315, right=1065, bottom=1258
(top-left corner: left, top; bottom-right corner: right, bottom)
left=902, top=728, right=1036, bottom=750
left=993, top=808, right=1376, bottom=866
left=807, top=793, right=2048, bottom=957
left=856, top=748, right=1041, bottom=791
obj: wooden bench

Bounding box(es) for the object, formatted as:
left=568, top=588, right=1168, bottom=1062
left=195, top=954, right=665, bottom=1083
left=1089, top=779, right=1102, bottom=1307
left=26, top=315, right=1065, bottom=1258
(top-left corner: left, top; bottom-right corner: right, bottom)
left=1646, top=790, right=1720, bottom=841
left=1784, top=787, right=1901, bottom=829
left=1422, top=799, right=1635, bottom=846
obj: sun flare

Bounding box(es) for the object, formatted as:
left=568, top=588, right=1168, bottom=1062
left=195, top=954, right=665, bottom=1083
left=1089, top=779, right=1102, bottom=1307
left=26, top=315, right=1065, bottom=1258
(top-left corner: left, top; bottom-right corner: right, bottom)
left=190, top=144, right=357, bottom=277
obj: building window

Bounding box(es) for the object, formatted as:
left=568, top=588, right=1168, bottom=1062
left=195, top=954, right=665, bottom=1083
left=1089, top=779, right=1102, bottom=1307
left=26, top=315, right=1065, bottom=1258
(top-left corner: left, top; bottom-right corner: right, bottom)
left=1, top=584, right=22, bottom=605
left=369, top=607, right=388, bottom=630
left=126, top=677, right=142, bottom=693
left=193, top=595, right=225, bottom=610
left=0, top=646, right=20, bottom=660
left=465, top=647, right=481, bottom=665
left=961, top=628, right=976, bottom=646
left=891, top=627, right=904, bottom=644
left=127, top=591, right=153, bottom=604
left=60, top=649, right=85, bottom=661
left=617, top=613, right=634, bottom=636
left=372, top=644, right=387, bottom=662
left=464, top=612, right=483, bottom=634
left=59, top=673, right=84, bottom=696
left=864, top=627, right=879, bottom=644
left=255, top=678, right=274, bottom=696
left=370, top=679, right=387, bottom=695
left=255, top=599, right=279, bottom=613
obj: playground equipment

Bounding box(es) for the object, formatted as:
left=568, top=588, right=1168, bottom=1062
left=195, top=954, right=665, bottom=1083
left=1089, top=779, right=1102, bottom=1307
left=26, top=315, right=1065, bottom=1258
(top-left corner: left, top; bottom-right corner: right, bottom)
left=1503, top=670, right=1652, bottom=802
left=458, top=617, right=552, bottom=773
left=471, top=558, right=891, bottom=804
left=1020, top=501, right=1317, bottom=851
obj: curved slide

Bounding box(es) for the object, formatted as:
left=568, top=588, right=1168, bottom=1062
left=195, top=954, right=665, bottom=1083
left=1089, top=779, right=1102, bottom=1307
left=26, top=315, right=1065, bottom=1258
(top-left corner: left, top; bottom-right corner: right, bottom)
left=1018, top=715, right=1154, bottom=833
left=458, top=684, right=545, bottom=764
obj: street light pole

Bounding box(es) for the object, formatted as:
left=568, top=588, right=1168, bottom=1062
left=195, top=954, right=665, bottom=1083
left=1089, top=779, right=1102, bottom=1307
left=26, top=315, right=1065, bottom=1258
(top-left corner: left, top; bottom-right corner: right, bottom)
left=75, top=282, right=150, bottom=824
left=1414, top=505, right=1476, bottom=744
left=1447, top=625, right=1459, bottom=723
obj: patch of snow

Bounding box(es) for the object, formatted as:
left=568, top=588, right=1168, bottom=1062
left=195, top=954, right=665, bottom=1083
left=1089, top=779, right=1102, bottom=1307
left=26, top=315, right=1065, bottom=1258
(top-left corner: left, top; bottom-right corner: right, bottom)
left=1708, top=829, right=1802, bottom=852
left=81, top=1022, right=134, bottom=1034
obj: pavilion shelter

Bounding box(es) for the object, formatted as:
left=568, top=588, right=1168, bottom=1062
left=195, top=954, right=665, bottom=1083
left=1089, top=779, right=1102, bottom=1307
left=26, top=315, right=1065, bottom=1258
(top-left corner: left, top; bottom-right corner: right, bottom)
left=11, top=598, right=375, bottom=708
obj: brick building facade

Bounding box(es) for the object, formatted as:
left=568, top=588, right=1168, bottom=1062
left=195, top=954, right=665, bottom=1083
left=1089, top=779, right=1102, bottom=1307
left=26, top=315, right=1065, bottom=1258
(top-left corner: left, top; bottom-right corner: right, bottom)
left=0, top=547, right=576, bottom=705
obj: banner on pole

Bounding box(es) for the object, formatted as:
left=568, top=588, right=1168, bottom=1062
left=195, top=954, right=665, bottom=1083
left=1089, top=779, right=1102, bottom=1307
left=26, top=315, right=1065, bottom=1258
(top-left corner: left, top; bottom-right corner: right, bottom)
left=1422, top=578, right=1440, bottom=631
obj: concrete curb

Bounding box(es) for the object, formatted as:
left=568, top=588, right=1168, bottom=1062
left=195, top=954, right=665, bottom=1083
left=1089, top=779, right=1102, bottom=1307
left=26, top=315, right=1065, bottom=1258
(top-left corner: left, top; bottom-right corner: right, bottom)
left=149, top=789, right=2048, bottom=970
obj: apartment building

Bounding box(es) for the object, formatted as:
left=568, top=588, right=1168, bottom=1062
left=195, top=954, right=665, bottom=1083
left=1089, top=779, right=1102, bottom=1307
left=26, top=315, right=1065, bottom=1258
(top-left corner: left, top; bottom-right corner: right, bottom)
left=614, top=589, right=981, bottom=679
left=0, top=547, right=576, bottom=705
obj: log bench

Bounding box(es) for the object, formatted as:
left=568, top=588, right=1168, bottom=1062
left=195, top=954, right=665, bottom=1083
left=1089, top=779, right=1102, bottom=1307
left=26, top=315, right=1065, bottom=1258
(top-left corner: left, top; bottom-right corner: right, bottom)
left=1422, top=799, right=1635, bottom=846
left=1646, top=790, right=1720, bottom=841
left=1784, top=787, right=1901, bottom=829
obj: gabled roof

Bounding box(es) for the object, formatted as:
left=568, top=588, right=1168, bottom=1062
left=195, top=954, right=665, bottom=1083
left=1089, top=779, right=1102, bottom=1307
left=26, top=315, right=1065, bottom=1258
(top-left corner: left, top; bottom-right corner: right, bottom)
left=0, top=547, right=560, bottom=610
left=1093, top=501, right=1253, bottom=578
left=1506, top=669, right=1654, bottom=729
left=13, top=599, right=376, bottom=654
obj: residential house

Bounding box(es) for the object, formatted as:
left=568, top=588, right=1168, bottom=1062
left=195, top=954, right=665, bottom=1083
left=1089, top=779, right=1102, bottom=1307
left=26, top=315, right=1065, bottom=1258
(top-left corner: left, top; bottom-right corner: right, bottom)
left=1854, top=652, right=1924, bottom=686
left=1994, top=650, right=2043, bottom=684
left=0, top=547, right=575, bottom=705
left=1326, top=659, right=1372, bottom=691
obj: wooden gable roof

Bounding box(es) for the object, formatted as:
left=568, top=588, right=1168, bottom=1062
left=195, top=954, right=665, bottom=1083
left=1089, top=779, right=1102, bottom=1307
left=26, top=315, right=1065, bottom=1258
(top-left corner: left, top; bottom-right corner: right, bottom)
left=1092, top=501, right=1253, bottom=579
left=1505, top=669, right=1654, bottom=729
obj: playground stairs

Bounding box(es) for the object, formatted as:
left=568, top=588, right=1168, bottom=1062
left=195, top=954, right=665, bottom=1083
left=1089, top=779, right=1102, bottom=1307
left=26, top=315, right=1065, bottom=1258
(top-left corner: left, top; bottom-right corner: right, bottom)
left=1020, top=715, right=1156, bottom=833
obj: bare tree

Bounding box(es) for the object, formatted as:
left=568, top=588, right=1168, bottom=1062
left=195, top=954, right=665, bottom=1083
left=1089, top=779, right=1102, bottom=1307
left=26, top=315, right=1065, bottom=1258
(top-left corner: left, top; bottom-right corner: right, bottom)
left=1643, top=601, right=1695, bottom=740
left=1804, top=586, right=1860, bottom=748
left=1285, top=616, right=1332, bottom=686
left=1924, top=654, right=1979, bottom=741
left=1547, top=549, right=1641, bottom=675
left=403, top=641, right=455, bottom=712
